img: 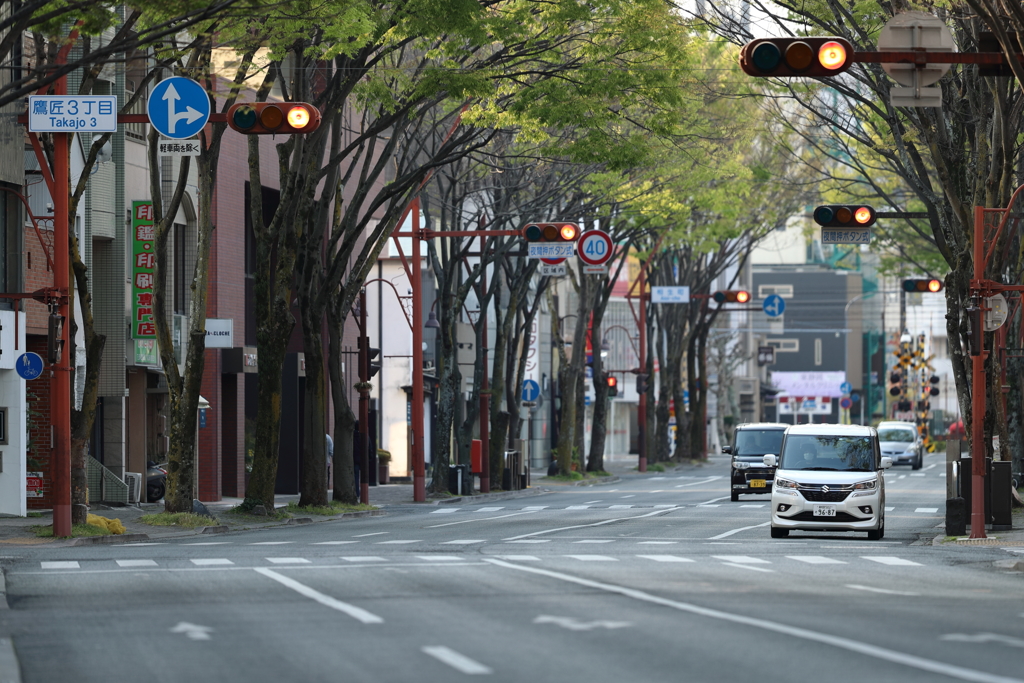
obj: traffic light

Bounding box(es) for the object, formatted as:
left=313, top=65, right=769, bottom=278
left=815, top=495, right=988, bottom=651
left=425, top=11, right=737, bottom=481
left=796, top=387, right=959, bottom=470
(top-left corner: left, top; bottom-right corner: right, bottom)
left=902, top=278, right=943, bottom=293
left=520, top=222, right=579, bottom=242
left=888, top=371, right=902, bottom=397
left=635, top=373, right=649, bottom=394
left=47, top=312, right=64, bottom=364
left=712, top=290, right=751, bottom=304
left=928, top=375, right=940, bottom=397
left=358, top=337, right=381, bottom=379
left=606, top=375, right=618, bottom=397
left=227, top=102, right=322, bottom=135
left=740, top=37, right=854, bottom=78
left=813, top=205, right=876, bottom=228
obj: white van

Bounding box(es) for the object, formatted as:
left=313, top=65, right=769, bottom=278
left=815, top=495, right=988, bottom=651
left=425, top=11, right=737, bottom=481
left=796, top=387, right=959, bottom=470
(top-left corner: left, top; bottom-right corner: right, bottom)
left=764, top=424, right=892, bottom=540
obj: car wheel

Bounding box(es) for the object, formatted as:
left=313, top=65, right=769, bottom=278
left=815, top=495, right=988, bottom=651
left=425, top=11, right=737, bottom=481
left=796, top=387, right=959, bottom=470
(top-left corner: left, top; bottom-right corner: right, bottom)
left=912, top=455, right=922, bottom=470
left=147, top=482, right=165, bottom=503
left=731, top=491, right=739, bottom=502
left=770, top=526, right=789, bottom=538
left=867, top=523, right=883, bottom=541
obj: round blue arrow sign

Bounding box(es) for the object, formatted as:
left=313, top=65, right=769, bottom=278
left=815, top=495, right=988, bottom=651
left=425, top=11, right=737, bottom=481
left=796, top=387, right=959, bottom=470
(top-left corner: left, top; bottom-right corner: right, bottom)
left=763, top=294, right=786, bottom=318
left=521, top=379, right=540, bottom=402
left=840, top=381, right=852, bottom=394
left=147, top=77, right=211, bottom=140
left=16, top=352, right=44, bottom=380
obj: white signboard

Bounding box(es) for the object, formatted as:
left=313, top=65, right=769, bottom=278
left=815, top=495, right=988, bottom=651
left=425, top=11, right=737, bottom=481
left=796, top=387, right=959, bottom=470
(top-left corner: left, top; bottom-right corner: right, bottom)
left=28, top=96, right=117, bottom=132
left=821, top=229, right=871, bottom=245
left=771, top=371, right=847, bottom=397
left=540, top=264, right=566, bottom=277
left=777, top=396, right=833, bottom=415
left=205, top=318, right=233, bottom=348
left=528, top=243, right=574, bottom=259
left=158, top=139, right=202, bottom=156
left=651, top=286, right=690, bottom=303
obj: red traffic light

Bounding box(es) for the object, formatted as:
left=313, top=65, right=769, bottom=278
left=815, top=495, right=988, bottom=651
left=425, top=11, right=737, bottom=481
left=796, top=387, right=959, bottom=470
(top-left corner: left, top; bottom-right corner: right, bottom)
left=227, top=102, right=322, bottom=135
left=902, top=278, right=943, bottom=293
left=521, top=223, right=580, bottom=242
left=606, top=376, right=618, bottom=397
left=740, top=37, right=854, bottom=78
left=813, top=205, right=876, bottom=228
left=712, top=290, right=750, bottom=304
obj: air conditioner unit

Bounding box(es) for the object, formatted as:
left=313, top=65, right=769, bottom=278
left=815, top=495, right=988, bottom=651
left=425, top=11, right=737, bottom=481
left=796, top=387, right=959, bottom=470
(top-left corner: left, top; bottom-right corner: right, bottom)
left=124, top=472, right=142, bottom=504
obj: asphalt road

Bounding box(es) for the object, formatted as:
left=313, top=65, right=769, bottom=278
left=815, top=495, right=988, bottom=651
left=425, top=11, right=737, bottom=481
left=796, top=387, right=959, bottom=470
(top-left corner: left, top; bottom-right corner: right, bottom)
left=3, top=451, right=1023, bottom=683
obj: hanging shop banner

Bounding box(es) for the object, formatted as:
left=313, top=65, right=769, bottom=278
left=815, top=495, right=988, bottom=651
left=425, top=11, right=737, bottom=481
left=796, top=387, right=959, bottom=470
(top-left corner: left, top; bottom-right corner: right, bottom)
left=132, top=201, right=156, bottom=339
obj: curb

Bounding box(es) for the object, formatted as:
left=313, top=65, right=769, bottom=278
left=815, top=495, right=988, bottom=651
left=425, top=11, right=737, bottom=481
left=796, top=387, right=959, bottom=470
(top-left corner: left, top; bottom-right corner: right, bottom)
left=570, top=476, right=620, bottom=487
left=0, top=567, right=7, bottom=610
left=433, top=488, right=549, bottom=506
left=0, top=636, right=21, bottom=683
left=69, top=533, right=150, bottom=546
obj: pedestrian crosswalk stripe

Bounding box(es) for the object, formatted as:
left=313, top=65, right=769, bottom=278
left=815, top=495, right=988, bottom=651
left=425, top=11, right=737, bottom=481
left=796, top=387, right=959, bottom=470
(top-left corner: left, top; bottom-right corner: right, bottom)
left=341, top=556, right=386, bottom=562
left=862, top=556, right=922, bottom=566
left=712, top=555, right=770, bottom=564
left=190, top=559, right=233, bottom=566
left=477, top=507, right=504, bottom=512
left=637, top=555, right=694, bottom=563
left=41, top=561, right=79, bottom=569
left=915, top=507, right=939, bottom=513
left=637, top=541, right=677, bottom=545
left=910, top=473, right=926, bottom=477
left=249, top=541, right=293, bottom=545
left=523, top=506, right=548, bottom=510
left=505, top=539, right=550, bottom=544
left=442, top=540, right=485, bottom=545
left=566, top=506, right=591, bottom=510
left=565, top=555, right=617, bottom=561
left=885, top=507, right=895, bottom=512
left=495, top=555, right=540, bottom=561
left=377, top=540, right=418, bottom=544
left=313, top=541, right=358, bottom=545
left=740, top=505, right=765, bottom=508
left=430, top=508, right=459, bottom=513
left=418, top=556, right=462, bottom=561
left=574, top=540, right=614, bottom=544
left=786, top=556, right=846, bottom=565
left=116, top=559, right=158, bottom=568
left=266, top=558, right=310, bottom=564
left=608, top=505, right=634, bottom=509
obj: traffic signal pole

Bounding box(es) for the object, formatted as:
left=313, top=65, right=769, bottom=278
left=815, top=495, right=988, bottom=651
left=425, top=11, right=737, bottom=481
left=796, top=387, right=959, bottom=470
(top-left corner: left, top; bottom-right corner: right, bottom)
left=969, top=205, right=988, bottom=538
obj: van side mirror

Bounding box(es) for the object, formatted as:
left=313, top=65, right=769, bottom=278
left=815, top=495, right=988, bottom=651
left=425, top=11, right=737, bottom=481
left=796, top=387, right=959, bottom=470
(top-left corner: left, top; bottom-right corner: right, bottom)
left=721, top=445, right=732, bottom=454
left=763, top=454, right=777, bottom=468
left=880, top=456, right=893, bottom=470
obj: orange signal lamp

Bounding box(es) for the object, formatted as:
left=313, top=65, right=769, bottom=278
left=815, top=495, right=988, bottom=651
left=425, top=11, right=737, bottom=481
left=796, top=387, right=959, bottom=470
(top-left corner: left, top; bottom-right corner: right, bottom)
left=835, top=207, right=853, bottom=223
left=818, top=41, right=847, bottom=70
left=260, top=105, right=284, bottom=129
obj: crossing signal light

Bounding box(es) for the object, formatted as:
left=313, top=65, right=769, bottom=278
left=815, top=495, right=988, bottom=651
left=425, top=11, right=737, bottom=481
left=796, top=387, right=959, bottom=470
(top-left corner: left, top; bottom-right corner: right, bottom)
left=227, top=102, right=322, bottom=135
left=635, top=373, right=649, bottom=395
left=712, top=290, right=750, bottom=304
left=902, top=278, right=943, bottom=293
left=47, top=313, right=64, bottom=364
left=521, top=222, right=579, bottom=242
left=740, top=37, right=854, bottom=78
left=813, top=205, right=876, bottom=228
left=607, top=376, right=618, bottom=397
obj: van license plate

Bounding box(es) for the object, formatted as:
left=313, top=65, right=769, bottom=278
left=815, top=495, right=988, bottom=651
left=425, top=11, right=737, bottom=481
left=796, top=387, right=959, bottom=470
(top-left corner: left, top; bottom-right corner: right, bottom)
left=813, top=505, right=836, bottom=517
left=749, top=479, right=766, bottom=488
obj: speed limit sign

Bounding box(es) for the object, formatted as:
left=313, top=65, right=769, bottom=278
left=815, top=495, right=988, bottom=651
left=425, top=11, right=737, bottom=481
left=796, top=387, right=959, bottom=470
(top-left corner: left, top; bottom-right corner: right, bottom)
left=577, top=229, right=612, bottom=266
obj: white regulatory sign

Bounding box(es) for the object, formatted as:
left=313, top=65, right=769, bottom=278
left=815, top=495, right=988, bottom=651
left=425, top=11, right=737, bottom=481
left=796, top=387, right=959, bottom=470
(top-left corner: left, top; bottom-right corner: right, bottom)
left=577, top=229, right=613, bottom=266
left=821, top=228, right=871, bottom=245
left=528, top=243, right=574, bottom=259
left=158, top=139, right=202, bottom=157
left=29, top=96, right=117, bottom=132
left=540, top=264, right=566, bottom=277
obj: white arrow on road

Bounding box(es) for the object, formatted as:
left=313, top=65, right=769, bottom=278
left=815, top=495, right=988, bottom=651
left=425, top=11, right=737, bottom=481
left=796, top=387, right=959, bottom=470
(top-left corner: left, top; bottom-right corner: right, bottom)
left=533, top=615, right=631, bottom=631
left=162, top=83, right=205, bottom=135
left=941, top=633, right=1024, bottom=648
left=170, top=622, right=214, bottom=641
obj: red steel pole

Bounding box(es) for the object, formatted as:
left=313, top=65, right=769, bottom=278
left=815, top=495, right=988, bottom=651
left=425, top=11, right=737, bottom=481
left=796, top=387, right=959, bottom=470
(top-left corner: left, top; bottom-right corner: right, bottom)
left=970, top=205, right=987, bottom=539
left=51, top=94, right=71, bottom=537
left=411, top=199, right=426, bottom=502
left=637, top=262, right=647, bottom=473
left=358, top=289, right=370, bottom=505
left=479, top=233, right=490, bottom=492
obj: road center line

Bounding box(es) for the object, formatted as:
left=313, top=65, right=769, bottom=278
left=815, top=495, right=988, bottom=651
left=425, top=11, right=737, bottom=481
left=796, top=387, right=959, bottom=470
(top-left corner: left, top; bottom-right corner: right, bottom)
left=674, top=476, right=723, bottom=489
left=846, top=584, right=919, bottom=596
left=484, top=559, right=1023, bottom=683
left=696, top=496, right=730, bottom=506
left=427, top=510, right=538, bottom=528
left=422, top=646, right=492, bottom=675
left=708, top=522, right=771, bottom=540
left=501, top=507, right=680, bottom=541
left=253, top=567, right=383, bottom=624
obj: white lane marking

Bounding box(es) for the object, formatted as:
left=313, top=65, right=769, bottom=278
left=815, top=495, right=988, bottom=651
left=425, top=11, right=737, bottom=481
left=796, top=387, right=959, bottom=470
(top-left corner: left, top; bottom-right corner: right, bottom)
left=713, top=555, right=771, bottom=564
left=477, top=507, right=504, bottom=512
left=502, top=507, right=680, bottom=542
left=649, top=477, right=666, bottom=480
left=523, top=506, right=548, bottom=510
left=124, top=543, right=166, bottom=546
left=583, top=500, right=602, bottom=504
left=494, top=555, right=540, bottom=561
left=620, top=495, right=635, bottom=499
left=254, top=567, right=383, bottom=624
left=699, top=504, right=721, bottom=508
left=485, top=559, right=1024, bottom=683
left=885, top=507, right=895, bottom=512
left=697, top=496, right=730, bottom=505
left=249, top=542, right=293, bottom=545
left=266, top=558, right=310, bottom=564
left=567, top=506, right=591, bottom=510
left=427, top=511, right=538, bottom=528
left=377, top=540, right=419, bottom=544
left=170, top=621, right=213, bottom=640
left=916, top=508, right=939, bottom=513
left=941, top=634, right=1024, bottom=648
left=565, top=555, right=617, bottom=562
left=191, top=559, right=233, bottom=566
left=417, top=556, right=462, bottom=562
left=608, top=505, right=634, bottom=509
left=910, top=474, right=927, bottom=477
left=675, top=477, right=724, bottom=489
left=41, top=561, right=79, bottom=569
left=863, top=556, right=923, bottom=566
left=313, top=541, right=358, bottom=545
left=708, top=522, right=771, bottom=540
left=925, top=463, right=937, bottom=471
left=505, top=539, right=550, bottom=544
left=184, top=542, right=231, bottom=546
left=847, top=585, right=919, bottom=596
left=116, top=559, right=158, bottom=568
left=341, top=556, right=386, bottom=562
left=898, top=475, right=907, bottom=480
left=654, top=504, right=676, bottom=509
left=353, top=532, right=388, bottom=537
left=442, top=540, right=485, bottom=545
left=422, top=646, right=492, bottom=675
left=788, top=556, right=847, bottom=565
left=638, top=555, right=694, bottom=563
left=722, top=563, right=774, bottom=573
left=534, top=615, right=632, bottom=631
left=430, top=508, right=459, bottom=514
left=574, top=540, right=614, bottom=544
left=638, top=541, right=677, bottom=545
left=940, top=473, right=947, bottom=478
left=740, top=505, right=766, bottom=508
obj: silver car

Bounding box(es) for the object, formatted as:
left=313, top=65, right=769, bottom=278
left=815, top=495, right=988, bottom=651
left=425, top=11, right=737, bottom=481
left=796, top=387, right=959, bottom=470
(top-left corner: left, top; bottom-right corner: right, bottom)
left=876, top=421, right=923, bottom=470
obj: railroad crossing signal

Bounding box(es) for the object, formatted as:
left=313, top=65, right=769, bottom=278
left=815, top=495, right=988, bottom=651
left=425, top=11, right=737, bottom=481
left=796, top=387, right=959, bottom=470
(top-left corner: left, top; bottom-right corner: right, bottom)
left=740, top=37, right=854, bottom=78
left=227, top=102, right=322, bottom=135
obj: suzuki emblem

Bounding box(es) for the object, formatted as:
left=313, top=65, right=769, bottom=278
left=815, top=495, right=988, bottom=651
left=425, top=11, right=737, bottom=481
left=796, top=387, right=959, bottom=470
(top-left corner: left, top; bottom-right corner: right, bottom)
left=822, top=485, right=830, bottom=493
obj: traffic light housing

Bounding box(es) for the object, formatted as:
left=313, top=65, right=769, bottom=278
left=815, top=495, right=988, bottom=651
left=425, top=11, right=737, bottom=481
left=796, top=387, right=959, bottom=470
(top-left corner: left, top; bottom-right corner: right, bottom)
left=521, top=222, right=579, bottom=242
left=635, top=373, right=649, bottom=394
left=712, top=290, right=751, bottom=304
left=902, top=278, right=943, bottom=293
left=606, top=375, right=618, bottom=397
left=227, top=102, right=322, bottom=135
left=740, top=37, right=854, bottom=78
left=813, top=205, right=876, bottom=228
left=358, top=337, right=381, bottom=379
left=47, top=312, right=64, bottom=364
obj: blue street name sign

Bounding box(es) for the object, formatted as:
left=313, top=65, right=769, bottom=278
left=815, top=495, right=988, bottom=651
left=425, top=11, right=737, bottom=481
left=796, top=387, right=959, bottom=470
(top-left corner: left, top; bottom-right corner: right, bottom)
left=763, top=294, right=786, bottom=318
left=147, top=77, right=211, bottom=140
left=521, top=379, right=540, bottom=402
left=29, top=96, right=118, bottom=132
left=16, top=352, right=44, bottom=380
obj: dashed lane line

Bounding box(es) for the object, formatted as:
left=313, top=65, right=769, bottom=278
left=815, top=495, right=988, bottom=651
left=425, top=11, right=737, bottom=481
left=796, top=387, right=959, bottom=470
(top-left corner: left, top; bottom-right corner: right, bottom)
left=707, top=522, right=771, bottom=540
left=254, top=567, right=383, bottom=624
left=422, top=646, right=492, bottom=675
left=501, top=507, right=681, bottom=542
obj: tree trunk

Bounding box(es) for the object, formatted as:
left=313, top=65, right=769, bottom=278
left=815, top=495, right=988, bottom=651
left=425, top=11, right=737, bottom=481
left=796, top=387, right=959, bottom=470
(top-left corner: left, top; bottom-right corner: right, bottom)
left=329, top=300, right=358, bottom=504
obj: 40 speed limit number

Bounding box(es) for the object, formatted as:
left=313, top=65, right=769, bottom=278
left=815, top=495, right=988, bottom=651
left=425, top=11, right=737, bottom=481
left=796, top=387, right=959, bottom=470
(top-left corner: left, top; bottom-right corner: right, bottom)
left=577, top=229, right=612, bottom=266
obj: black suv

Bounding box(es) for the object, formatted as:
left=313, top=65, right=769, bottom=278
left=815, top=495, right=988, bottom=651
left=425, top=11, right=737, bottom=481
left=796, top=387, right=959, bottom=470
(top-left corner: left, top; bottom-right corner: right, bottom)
left=724, top=423, right=787, bottom=502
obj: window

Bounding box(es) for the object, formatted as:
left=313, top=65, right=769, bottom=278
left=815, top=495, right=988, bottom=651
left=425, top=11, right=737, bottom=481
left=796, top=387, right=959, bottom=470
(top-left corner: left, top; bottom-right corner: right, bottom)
left=124, top=45, right=150, bottom=141
left=767, top=339, right=799, bottom=353
left=758, top=284, right=794, bottom=298
left=814, top=338, right=822, bottom=366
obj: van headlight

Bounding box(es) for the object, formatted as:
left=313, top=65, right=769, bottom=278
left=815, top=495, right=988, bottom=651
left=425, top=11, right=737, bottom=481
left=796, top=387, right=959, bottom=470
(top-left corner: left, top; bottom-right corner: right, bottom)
left=733, top=461, right=749, bottom=470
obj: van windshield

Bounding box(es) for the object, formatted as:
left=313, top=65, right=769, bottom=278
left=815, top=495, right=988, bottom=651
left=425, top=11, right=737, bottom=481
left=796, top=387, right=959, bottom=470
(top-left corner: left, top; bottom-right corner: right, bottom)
left=734, top=429, right=785, bottom=456
left=780, top=435, right=876, bottom=471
